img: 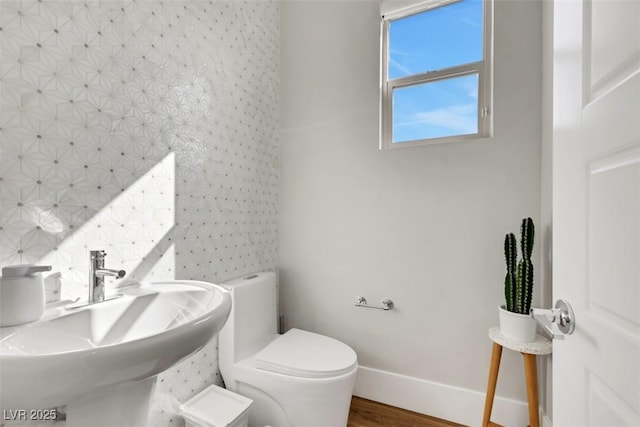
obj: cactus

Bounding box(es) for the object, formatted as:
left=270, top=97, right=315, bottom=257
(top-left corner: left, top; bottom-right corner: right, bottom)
left=504, top=233, right=517, bottom=312
left=503, top=217, right=535, bottom=314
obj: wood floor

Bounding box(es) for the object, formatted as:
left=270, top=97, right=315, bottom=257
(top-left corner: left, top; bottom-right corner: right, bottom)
left=347, top=397, right=465, bottom=427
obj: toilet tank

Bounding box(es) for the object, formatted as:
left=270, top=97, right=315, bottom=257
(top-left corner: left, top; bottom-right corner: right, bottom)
left=219, top=272, right=278, bottom=368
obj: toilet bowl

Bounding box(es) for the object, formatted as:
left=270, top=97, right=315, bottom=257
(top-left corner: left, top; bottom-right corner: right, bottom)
left=219, top=272, right=357, bottom=427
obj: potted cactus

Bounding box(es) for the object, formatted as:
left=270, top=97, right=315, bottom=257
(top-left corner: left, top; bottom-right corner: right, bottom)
left=499, top=217, right=538, bottom=342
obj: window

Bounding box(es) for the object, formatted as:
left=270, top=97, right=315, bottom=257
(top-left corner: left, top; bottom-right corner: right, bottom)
left=380, top=0, right=492, bottom=149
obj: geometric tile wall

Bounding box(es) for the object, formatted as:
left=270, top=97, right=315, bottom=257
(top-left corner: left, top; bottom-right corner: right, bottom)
left=0, top=1, right=279, bottom=424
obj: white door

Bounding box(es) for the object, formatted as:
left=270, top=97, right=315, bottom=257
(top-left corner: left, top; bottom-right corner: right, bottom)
left=552, top=0, right=640, bottom=425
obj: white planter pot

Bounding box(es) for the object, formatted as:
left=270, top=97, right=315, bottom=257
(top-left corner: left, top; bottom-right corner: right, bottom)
left=498, top=305, right=537, bottom=342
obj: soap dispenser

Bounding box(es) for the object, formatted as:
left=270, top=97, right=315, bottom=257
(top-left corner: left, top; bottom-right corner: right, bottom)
left=0, top=264, right=52, bottom=327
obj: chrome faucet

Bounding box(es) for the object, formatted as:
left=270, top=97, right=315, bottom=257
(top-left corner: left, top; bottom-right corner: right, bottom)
left=89, top=250, right=126, bottom=303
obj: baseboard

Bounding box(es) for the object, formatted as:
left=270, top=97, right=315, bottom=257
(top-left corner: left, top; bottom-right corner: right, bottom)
left=353, top=366, right=530, bottom=427
left=541, top=410, right=553, bottom=427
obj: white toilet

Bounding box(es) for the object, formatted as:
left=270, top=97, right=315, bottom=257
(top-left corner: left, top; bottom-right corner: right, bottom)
left=219, top=272, right=358, bottom=427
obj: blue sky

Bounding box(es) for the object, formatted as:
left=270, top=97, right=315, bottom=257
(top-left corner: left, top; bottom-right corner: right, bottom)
left=388, top=0, right=483, bottom=142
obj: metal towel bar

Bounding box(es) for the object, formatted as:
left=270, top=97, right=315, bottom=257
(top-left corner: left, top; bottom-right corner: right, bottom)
left=354, top=296, right=394, bottom=311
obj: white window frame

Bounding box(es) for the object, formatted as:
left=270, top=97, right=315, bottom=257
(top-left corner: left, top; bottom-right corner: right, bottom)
left=380, top=0, right=493, bottom=149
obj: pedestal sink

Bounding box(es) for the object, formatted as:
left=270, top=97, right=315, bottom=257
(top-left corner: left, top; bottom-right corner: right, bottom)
left=0, top=280, right=231, bottom=427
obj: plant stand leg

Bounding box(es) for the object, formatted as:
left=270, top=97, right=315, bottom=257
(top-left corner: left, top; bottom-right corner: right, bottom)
left=482, top=342, right=503, bottom=427
left=523, top=353, right=540, bottom=427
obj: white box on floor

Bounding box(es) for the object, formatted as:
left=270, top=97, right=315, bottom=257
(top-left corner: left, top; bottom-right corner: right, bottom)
left=179, top=385, right=252, bottom=427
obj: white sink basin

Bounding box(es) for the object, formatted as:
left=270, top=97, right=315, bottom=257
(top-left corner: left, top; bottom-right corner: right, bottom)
left=0, top=280, right=231, bottom=426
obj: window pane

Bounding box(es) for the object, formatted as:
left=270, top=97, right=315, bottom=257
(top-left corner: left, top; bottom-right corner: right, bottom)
left=392, top=74, right=479, bottom=143
left=388, top=0, right=483, bottom=79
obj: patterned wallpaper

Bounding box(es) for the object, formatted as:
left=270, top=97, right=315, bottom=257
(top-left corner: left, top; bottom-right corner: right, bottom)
left=0, top=0, right=279, bottom=424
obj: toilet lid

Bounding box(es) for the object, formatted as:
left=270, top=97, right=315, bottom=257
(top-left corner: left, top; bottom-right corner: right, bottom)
left=254, top=328, right=357, bottom=378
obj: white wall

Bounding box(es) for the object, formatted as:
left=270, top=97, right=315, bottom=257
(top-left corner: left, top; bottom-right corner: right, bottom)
left=279, top=1, right=542, bottom=425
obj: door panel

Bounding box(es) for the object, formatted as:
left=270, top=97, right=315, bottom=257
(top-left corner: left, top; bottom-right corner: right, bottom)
left=588, top=148, right=640, bottom=328
left=588, top=373, right=638, bottom=426
left=588, top=0, right=640, bottom=95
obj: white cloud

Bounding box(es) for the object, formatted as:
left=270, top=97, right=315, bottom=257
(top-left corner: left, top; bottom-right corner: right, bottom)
left=461, top=78, right=479, bottom=99
left=396, top=103, right=477, bottom=134
left=388, top=56, right=414, bottom=76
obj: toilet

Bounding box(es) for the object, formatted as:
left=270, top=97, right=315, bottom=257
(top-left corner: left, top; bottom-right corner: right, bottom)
left=218, top=272, right=358, bottom=427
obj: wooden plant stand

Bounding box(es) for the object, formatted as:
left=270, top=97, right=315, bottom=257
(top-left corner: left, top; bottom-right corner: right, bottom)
left=482, top=327, right=552, bottom=427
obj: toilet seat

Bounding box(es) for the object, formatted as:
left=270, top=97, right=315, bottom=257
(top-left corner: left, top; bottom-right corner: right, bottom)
left=254, top=328, right=357, bottom=379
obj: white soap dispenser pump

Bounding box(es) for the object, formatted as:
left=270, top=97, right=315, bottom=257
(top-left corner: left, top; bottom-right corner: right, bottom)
left=0, top=264, right=52, bottom=327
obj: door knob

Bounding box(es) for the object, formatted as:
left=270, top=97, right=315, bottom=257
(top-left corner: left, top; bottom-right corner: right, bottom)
left=530, top=299, right=576, bottom=339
